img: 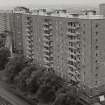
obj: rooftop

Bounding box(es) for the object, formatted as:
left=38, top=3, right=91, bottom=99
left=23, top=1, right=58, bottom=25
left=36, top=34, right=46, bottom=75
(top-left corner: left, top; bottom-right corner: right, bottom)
left=79, top=15, right=104, bottom=19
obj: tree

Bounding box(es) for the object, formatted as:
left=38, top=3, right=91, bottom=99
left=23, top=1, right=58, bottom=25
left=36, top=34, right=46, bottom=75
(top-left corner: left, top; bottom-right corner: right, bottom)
left=26, top=70, right=44, bottom=94
left=0, top=47, right=10, bottom=70
left=15, top=64, right=41, bottom=91
left=36, top=85, right=56, bottom=104
left=53, top=93, right=77, bottom=105
left=4, top=55, right=29, bottom=83
left=35, top=71, right=64, bottom=104
left=39, top=71, right=64, bottom=91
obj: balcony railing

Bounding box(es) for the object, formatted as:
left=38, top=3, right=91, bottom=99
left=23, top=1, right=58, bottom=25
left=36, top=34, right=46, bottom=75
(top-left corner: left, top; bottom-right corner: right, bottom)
left=67, top=32, right=77, bottom=36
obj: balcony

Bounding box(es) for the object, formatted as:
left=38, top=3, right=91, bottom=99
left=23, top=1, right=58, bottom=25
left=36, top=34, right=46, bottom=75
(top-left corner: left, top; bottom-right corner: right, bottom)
left=71, top=76, right=77, bottom=82
left=43, top=27, right=49, bottom=31
left=26, top=28, right=33, bottom=33
left=76, top=32, right=80, bottom=35
left=43, top=24, right=53, bottom=29
left=44, top=53, right=53, bottom=58
left=68, top=70, right=76, bottom=75
left=75, top=71, right=80, bottom=75
left=68, top=63, right=77, bottom=69
left=67, top=24, right=80, bottom=30
left=76, top=57, right=81, bottom=61
left=43, top=33, right=50, bottom=37
left=44, top=54, right=51, bottom=58
left=43, top=37, right=53, bottom=42
left=27, top=26, right=33, bottom=30
left=28, top=44, right=34, bottom=48
left=27, top=35, right=33, bottom=39
left=67, top=26, right=77, bottom=30
left=26, top=23, right=32, bottom=27
left=44, top=42, right=53, bottom=47
left=44, top=29, right=52, bottom=34
left=43, top=19, right=52, bottom=25
left=67, top=57, right=76, bottom=62
left=26, top=18, right=32, bottom=24
left=67, top=32, right=77, bottom=36
left=43, top=47, right=53, bottom=52
left=26, top=33, right=31, bottom=37
left=43, top=58, right=50, bottom=63
left=43, top=33, right=53, bottom=37
left=44, top=55, right=53, bottom=60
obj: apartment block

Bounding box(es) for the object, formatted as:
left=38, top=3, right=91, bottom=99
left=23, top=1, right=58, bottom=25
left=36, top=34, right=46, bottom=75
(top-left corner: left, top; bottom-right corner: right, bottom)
left=10, top=13, right=24, bottom=54
left=1, top=10, right=105, bottom=103
left=0, top=12, right=11, bottom=34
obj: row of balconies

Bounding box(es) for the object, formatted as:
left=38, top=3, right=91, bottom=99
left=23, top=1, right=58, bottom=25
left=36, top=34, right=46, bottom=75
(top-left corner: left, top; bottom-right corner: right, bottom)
left=43, top=19, right=54, bottom=70
left=25, top=17, right=34, bottom=61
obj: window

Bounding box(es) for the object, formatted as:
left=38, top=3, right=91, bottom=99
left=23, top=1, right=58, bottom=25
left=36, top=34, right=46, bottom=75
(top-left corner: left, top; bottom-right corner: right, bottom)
left=95, top=81, right=98, bottom=84
left=18, top=42, right=22, bottom=46
left=83, top=31, right=85, bottom=34
left=68, top=22, right=72, bottom=26
left=96, top=24, right=98, bottom=28
left=96, top=45, right=98, bottom=49
left=96, top=32, right=98, bottom=35
left=95, top=74, right=98, bottom=77
left=71, top=55, right=73, bottom=59
left=96, top=53, right=98, bottom=56
left=96, top=39, right=98, bottom=42
left=83, top=24, right=85, bottom=27
left=96, top=66, right=98, bottom=70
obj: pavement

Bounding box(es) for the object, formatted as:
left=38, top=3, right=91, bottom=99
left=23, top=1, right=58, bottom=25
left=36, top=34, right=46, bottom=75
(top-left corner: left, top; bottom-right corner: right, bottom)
left=0, top=81, right=31, bottom=105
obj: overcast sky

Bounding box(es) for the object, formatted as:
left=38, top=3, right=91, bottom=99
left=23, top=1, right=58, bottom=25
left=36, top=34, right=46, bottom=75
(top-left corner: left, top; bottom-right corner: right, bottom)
left=0, top=0, right=105, bottom=8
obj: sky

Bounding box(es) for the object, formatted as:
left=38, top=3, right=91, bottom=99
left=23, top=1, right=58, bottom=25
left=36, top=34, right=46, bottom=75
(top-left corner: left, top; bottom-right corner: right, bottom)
left=0, top=0, right=105, bottom=8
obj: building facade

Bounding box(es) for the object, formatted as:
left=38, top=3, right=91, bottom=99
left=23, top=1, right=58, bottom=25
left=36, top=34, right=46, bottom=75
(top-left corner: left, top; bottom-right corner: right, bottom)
left=80, top=16, right=105, bottom=98
left=21, top=14, right=81, bottom=83
left=1, top=10, right=105, bottom=103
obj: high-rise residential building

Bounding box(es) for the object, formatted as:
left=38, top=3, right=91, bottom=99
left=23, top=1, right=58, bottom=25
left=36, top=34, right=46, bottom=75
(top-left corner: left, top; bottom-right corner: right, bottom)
left=0, top=12, right=11, bottom=34
left=1, top=9, right=105, bottom=104
left=10, top=13, right=24, bottom=54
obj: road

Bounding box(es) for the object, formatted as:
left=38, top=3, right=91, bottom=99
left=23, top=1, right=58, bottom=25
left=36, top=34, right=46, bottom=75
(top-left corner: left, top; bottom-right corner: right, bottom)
left=0, top=81, right=31, bottom=105
left=0, top=95, right=13, bottom=105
